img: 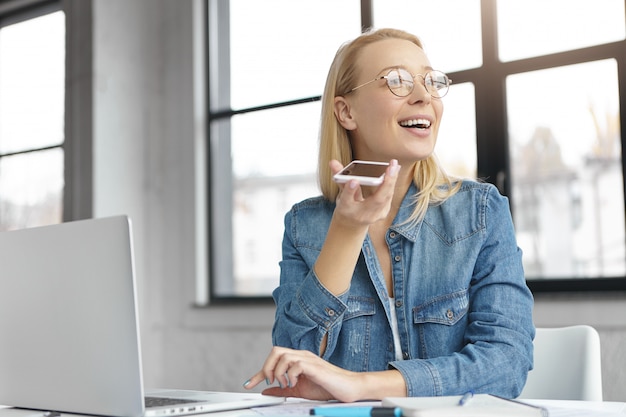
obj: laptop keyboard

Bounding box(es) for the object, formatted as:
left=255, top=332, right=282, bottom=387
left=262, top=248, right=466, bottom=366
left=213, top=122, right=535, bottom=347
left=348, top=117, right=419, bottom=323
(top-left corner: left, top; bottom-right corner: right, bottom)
left=145, top=397, right=201, bottom=408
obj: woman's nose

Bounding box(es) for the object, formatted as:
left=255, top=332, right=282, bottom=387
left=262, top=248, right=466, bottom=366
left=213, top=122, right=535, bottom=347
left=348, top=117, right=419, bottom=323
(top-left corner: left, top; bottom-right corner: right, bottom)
left=408, top=76, right=431, bottom=104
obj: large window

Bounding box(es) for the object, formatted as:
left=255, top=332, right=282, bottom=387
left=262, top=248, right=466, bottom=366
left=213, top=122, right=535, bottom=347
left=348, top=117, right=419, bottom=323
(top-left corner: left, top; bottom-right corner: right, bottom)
left=207, top=0, right=626, bottom=301
left=0, top=3, right=65, bottom=231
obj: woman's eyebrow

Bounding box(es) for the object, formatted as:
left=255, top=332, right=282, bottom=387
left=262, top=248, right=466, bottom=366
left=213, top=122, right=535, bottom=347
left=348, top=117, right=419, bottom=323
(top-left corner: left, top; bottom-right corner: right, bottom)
left=377, top=64, right=435, bottom=74
left=375, top=65, right=397, bottom=74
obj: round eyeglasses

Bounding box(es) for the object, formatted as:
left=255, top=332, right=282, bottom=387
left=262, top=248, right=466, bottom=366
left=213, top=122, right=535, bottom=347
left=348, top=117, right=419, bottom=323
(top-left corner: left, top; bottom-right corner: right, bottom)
left=348, top=68, right=451, bottom=98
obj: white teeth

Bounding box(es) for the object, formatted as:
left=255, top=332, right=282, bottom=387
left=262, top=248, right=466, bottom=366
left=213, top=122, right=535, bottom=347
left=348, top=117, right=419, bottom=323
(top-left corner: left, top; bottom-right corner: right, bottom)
left=399, top=118, right=431, bottom=128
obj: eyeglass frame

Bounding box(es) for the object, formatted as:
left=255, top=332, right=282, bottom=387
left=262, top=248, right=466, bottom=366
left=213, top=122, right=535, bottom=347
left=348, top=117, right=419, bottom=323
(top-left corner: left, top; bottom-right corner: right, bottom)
left=346, top=67, right=452, bottom=98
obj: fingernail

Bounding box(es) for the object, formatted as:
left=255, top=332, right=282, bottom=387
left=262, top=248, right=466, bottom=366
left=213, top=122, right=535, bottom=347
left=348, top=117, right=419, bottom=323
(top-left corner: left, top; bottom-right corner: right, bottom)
left=278, top=381, right=283, bottom=389
left=265, top=378, right=270, bottom=385
left=242, top=379, right=251, bottom=388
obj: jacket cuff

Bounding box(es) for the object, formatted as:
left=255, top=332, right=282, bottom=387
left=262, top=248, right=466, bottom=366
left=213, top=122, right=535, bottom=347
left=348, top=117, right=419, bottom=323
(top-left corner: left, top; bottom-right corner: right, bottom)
left=390, top=359, right=443, bottom=397
left=296, top=270, right=348, bottom=331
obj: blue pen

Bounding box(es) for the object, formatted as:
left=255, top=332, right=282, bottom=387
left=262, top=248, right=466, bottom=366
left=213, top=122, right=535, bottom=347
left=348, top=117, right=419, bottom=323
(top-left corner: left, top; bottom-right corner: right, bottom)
left=310, top=406, right=402, bottom=417
left=458, top=391, right=474, bottom=406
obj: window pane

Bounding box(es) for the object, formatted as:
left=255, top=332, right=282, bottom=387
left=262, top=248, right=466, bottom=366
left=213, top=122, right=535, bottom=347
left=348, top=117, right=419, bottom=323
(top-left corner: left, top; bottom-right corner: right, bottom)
left=232, top=106, right=318, bottom=179
left=436, top=82, right=477, bottom=178
left=228, top=0, right=360, bottom=110
left=373, top=0, right=482, bottom=72
left=0, top=149, right=64, bottom=231
left=508, top=60, right=625, bottom=279
left=498, top=0, right=626, bottom=62
left=0, top=11, right=65, bottom=154
left=214, top=102, right=321, bottom=297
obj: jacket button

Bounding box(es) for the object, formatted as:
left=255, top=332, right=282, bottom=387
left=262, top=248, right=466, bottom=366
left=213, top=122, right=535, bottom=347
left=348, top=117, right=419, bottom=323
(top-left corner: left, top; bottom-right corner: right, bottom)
left=446, top=309, right=454, bottom=319
left=395, top=299, right=403, bottom=308
left=325, top=307, right=335, bottom=316
left=394, top=255, right=401, bottom=262
left=389, top=232, right=397, bottom=238
left=403, top=352, right=410, bottom=359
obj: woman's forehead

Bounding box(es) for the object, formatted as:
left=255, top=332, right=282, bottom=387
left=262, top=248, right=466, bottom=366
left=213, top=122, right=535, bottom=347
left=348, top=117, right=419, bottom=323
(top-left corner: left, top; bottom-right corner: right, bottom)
left=356, top=38, right=431, bottom=74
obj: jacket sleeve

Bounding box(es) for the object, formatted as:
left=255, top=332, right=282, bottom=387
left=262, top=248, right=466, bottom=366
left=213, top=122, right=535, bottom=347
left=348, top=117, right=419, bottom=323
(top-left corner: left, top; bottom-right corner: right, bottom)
left=271, top=207, right=349, bottom=357
left=390, top=185, right=535, bottom=399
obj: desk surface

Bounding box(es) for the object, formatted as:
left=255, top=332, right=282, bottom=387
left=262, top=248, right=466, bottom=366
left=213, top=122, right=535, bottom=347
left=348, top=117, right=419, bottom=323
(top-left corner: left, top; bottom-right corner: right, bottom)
left=243, top=398, right=626, bottom=417
left=2, top=398, right=626, bottom=417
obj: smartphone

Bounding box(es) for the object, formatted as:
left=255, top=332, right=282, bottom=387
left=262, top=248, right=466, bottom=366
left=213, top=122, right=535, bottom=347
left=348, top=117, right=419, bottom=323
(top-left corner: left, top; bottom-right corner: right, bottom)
left=333, top=160, right=389, bottom=186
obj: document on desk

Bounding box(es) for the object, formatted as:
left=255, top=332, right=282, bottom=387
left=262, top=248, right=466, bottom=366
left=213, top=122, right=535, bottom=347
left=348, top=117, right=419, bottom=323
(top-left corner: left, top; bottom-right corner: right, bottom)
left=523, top=399, right=626, bottom=417
left=382, top=394, right=547, bottom=416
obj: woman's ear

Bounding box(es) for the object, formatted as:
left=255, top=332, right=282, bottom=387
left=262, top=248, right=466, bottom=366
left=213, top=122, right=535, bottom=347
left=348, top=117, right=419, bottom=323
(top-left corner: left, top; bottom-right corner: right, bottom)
left=334, top=96, right=357, bottom=130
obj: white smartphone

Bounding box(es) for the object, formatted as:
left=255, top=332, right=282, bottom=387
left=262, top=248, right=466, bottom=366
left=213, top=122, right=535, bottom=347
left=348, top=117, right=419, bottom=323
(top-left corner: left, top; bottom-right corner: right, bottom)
left=333, top=160, right=389, bottom=186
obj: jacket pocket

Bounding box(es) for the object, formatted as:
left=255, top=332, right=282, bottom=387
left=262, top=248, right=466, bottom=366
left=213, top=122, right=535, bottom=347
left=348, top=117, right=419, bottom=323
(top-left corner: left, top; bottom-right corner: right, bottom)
left=411, top=289, right=469, bottom=358
left=412, top=289, right=469, bottom=325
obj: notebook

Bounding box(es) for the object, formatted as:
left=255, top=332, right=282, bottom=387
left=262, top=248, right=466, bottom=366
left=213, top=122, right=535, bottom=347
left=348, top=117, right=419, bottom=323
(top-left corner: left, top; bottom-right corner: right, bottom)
left=382, top=394, right=548, bottom=417
left=0, top=215, right=283, bottom=417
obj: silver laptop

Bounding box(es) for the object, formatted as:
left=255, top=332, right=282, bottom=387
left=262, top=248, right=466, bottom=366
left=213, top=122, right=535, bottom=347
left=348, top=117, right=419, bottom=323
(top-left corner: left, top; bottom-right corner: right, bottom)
left=0, top=215, right=283, bottom=417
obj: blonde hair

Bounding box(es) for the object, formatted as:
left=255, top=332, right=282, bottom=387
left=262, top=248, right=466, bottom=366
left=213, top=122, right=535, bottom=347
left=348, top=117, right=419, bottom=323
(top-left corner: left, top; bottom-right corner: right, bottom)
left=318, top=28, right=460, bottom=224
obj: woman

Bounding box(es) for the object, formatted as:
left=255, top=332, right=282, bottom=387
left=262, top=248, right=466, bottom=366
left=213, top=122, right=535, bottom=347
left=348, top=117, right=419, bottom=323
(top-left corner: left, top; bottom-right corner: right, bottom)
left=243, top=28, right=534, bottom=402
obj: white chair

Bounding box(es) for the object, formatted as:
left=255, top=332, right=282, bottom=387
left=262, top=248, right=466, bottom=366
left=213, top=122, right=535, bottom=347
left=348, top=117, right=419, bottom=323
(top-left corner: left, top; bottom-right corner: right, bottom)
left=518, top=325, right=603, bottom=401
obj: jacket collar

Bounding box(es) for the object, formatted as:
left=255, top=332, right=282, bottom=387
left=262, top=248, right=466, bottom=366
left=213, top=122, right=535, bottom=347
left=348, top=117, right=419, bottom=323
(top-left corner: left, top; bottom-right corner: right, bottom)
left=389, top=183, right=423, bottom=242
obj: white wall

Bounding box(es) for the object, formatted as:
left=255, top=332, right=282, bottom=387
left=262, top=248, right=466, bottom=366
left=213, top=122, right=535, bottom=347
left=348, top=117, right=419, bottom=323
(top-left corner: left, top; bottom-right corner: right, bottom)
left=86, top=0, right=626, bottom=402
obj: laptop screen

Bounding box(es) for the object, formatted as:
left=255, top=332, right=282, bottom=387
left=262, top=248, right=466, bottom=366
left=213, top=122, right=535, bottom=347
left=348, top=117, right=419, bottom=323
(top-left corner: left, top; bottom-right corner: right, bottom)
left=0, top=216, right=145, bottom=417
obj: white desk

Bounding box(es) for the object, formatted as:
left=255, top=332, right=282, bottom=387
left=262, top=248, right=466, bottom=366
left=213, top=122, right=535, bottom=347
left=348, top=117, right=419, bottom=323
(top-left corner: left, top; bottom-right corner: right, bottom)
left=2, top=398, right=626, bottom=417
left=248, top=398, right=626, bottom=417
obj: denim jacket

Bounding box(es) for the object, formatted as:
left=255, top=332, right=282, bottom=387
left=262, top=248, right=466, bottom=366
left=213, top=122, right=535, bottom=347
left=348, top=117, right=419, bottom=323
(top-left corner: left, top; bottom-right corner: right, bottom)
left=272, top=180, right=535, bottom=398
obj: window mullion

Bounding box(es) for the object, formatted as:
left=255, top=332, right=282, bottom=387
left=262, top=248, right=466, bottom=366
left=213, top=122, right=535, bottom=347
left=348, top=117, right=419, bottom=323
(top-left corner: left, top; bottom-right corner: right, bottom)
left=208, top=0, right=235, bottom=299
left=360, top=0, right=373, bottom=32
left=476, top=0, right=509, bottom=196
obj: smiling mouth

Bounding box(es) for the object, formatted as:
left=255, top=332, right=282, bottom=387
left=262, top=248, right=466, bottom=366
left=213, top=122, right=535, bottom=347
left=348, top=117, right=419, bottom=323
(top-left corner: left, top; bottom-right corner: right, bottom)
left=399, top=118, right=431, bottom=129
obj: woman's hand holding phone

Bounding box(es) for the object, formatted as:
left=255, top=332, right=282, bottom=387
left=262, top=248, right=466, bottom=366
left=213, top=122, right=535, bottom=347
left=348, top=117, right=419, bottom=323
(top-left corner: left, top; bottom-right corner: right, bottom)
left=330, top=159, right=400, bottom=228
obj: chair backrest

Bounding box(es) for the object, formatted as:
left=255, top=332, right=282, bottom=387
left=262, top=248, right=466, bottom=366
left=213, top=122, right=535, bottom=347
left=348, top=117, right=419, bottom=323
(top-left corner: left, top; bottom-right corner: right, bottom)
left=518, top=325, right=603, bottom=401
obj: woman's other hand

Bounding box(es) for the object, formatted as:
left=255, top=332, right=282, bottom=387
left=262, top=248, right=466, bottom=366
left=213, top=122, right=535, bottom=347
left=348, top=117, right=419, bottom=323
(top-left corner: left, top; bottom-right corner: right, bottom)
left=243, top=347, right=406, bottom=402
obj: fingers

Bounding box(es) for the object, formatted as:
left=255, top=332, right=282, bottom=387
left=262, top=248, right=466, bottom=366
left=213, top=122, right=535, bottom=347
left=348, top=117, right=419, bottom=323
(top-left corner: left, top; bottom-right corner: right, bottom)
left=385, top=159, right=401, bottom=185
left=243, top=347, right=289, bottom=390
left=242, top=371, right=269, bottom=390
left=329, top=159, right=344, bottom=176
left=244, top=347, right=316, bottom=391
left=373, top=159, right=399, bottom=191
left=242, top=347, right=287, bottom=390
left=267, top=347, right=309, bottom=389
left=244, top=348, right=355, bottom=401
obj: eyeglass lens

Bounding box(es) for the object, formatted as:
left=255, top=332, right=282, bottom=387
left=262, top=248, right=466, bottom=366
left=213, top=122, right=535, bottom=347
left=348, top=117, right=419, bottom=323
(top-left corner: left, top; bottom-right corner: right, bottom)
left=385, top=68, right=449, bottom=98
